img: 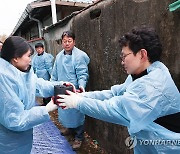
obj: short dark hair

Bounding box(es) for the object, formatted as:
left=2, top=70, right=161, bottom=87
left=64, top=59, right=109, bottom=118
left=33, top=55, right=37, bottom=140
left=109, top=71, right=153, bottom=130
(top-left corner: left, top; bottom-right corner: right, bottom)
left=119, top=26, right=162, bottom=63
left=35, top=42, right=44, bottom=48
left=61, top=30, right=75, bottom=40
left=1, top=36, right=34, bottom=62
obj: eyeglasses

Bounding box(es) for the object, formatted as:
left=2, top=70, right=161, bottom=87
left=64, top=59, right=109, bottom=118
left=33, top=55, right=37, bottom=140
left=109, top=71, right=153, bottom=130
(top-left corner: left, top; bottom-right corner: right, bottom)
left=120, top=53, right=132, bottom=61
left=62, top=39, right=73, bottom=44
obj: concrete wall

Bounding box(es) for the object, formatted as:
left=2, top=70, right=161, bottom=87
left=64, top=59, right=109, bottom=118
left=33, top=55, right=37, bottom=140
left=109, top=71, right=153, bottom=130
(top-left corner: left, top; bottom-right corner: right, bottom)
left=44, top=0, right=180, bottom=153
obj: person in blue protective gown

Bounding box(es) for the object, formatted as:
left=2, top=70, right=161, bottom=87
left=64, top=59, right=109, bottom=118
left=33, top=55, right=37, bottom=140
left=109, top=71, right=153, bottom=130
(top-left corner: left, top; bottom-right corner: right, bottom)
left=32, top=42, right=54, bottom=105
left=51, top=30, right=90, bottom=150
left=57, top=26, right=180, bottom=153
left=0, top=36, right=63, bottom=154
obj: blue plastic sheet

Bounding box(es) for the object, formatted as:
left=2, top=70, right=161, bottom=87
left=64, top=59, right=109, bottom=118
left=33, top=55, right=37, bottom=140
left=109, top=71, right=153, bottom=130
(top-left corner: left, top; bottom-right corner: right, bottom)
left=31, top=120, right=76, bottom=154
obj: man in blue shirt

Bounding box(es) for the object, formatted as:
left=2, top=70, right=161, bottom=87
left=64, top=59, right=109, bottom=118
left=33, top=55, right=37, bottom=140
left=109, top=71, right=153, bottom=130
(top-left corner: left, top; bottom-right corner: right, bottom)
left=51, top=30, right=90, bottom=150
left=32, top=42, right=54, bottom=105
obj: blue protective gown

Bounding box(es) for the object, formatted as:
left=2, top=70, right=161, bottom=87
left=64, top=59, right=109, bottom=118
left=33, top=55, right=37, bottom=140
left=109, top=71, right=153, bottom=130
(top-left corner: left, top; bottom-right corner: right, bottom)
left=0, top=58, right=57, bottom=154
left=32, top=51, right=54, bottom=80
left=51, top=47, right=90, bottom=128
left=77, top=61, right=180, bottom=153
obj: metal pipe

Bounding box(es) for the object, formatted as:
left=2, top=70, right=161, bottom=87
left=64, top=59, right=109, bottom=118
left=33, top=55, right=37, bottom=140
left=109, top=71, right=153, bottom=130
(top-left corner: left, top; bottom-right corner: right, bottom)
left=50, top=0, right=57, bottom=24
left=29, top=14, right=43, bottom=38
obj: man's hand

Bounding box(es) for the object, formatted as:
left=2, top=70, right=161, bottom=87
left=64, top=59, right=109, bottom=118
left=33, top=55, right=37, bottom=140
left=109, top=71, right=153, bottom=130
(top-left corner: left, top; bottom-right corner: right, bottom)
left=56, top=90, right=82, bottom=109
left=76, top=86, right=85, bottom=93
left=63, top=82, right=76, bottom=92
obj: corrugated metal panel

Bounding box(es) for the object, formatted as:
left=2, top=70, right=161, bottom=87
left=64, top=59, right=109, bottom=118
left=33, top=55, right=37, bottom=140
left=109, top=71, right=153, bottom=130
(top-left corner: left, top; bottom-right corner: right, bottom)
left=169, top=0, right=180, bottom=12
left=11, top=0, right=94, bottom=35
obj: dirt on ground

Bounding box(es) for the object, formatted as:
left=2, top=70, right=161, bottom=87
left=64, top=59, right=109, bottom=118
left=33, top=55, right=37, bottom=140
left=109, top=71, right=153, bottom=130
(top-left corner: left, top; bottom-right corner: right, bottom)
left=49, top=110, right=107, bottom=154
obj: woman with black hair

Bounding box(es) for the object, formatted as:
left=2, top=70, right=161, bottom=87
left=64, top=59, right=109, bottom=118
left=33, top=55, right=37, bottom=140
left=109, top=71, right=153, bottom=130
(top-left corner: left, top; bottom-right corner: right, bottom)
left=0, top=36, right=61, bottom=154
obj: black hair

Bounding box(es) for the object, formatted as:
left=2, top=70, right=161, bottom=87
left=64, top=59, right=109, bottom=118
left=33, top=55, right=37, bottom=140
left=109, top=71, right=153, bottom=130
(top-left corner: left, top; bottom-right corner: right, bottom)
left=1, top=36, right=34, bottom=62
left=119, top=26, right=162, bottom=63
left=61, top=30, right=75, bottom=40
left=35, top=42, right=44, bottom=48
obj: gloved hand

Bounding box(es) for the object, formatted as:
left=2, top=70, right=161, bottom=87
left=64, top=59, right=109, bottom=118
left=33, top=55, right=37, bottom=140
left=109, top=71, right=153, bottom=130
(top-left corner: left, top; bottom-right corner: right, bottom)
left=56, top=90, right=82, bottom=109
left=63, top=82, right=76, bottom=92
left=76, top=86, right=85, bottom=93
left=79, top=86, right=85, bottom=93
left=45, top=98, right=58, bottom=112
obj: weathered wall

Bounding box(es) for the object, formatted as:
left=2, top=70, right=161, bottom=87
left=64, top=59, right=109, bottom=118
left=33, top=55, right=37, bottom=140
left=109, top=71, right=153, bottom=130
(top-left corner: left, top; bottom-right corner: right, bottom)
left=71, top=0, right=180, bottom=153
left=44, top=0, right=179, bottom=153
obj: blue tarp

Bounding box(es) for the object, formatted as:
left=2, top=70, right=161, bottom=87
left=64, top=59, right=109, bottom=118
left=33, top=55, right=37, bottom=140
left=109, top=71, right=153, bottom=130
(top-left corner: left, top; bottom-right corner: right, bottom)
left=31, top=120, right=76, bottom=154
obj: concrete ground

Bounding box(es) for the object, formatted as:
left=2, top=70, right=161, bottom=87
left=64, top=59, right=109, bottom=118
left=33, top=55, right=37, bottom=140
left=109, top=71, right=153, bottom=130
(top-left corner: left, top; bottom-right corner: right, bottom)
left=50, top=110, right=107, bottom=154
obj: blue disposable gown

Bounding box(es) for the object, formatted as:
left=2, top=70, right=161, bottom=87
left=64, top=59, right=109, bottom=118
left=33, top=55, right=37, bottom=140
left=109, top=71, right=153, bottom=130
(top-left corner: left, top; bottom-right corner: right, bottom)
left=0, top=58, right=56, bottom=154
left=77, top=61, right=180, bottom=153
left=32, top=51, right=54, bottom=80
left=51, top=47, right=90, bottom=128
